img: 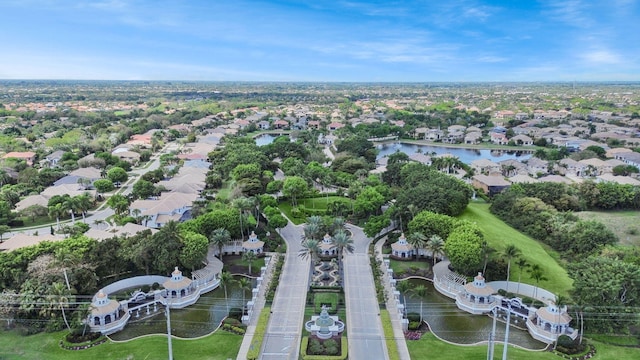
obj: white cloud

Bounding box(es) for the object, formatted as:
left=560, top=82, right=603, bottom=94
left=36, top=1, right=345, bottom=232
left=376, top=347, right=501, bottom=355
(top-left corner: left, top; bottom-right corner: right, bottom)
left=581, top=49, right=622, bottom=65
left=544, top=0, right=591, bottom=28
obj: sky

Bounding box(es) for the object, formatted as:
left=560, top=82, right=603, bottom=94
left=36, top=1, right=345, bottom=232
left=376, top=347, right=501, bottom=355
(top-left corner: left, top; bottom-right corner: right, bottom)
left=0, top=0, right=639, bottom=82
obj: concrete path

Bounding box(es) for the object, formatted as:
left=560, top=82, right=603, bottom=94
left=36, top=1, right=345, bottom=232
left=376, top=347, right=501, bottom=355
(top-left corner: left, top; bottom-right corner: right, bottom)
left=258, top=221, right=308, bottom=360
left=375, top=237, right=412, bottom=360
left=343, top=225, right=389, bottom=360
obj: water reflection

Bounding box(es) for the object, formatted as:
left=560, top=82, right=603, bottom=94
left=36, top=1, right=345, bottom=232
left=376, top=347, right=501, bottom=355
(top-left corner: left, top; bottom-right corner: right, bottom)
left=376, top=142, right=531, bottom=163
left=402, top=279, right=545, bottom=349
left=109, top=280, right=249, bottom=340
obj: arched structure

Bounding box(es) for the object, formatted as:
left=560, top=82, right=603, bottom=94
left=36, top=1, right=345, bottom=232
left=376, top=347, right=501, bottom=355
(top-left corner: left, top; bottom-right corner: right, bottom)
left=319, top=233, right=337, bottom=257
left=391, top=233, right=414, bottom=259
left=242, top=231, right=265, bottom=254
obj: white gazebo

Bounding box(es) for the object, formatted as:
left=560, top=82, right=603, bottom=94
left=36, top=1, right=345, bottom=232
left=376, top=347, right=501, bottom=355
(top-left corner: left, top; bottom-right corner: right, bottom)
left=163, top=267, right=194, bottom=299
left=391, top=233, right=414, bottom=259
left=456, top=273, right=497, bottom=314
left=242, top=231, right=265, bottom=254
left=319, top=233, right=337, bottom=257
left=89, top=290, right=122, bottom=328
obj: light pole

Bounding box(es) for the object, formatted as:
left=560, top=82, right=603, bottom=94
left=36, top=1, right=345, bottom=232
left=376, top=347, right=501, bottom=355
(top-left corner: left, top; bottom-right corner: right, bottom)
left=502, top=304, right=511, bottom=360
left=165, top=305, right=174, bottom=360
left=487, top=307, right=497, bottom=360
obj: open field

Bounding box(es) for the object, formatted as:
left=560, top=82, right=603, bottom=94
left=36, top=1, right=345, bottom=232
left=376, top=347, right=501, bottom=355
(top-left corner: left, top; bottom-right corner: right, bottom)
left=406, top=332, right=640, bottom=360
left=459, top=201, right=573, bottom=296
left=576, top=210, right=640, bottom=246
left=0, top=329, right=242, bottom=360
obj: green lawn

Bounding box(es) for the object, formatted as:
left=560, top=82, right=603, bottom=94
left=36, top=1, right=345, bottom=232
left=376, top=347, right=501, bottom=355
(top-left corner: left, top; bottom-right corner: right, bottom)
left=279, top=196, right=350, bottom=225
left=407, top=332, right=640, bottom=360
left=0, top=329, right=242, bottom=360
left=459, top=201, right=573, bottom=296
left=576, top=210, right=640, bottom=246
left=388, top=259, right=431, bottom=274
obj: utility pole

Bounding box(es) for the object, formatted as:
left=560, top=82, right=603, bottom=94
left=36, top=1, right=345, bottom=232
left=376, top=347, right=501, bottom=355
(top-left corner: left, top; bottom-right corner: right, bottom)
left=502, top=304, right=511, bottom=360
left=166, top=305, right=173, bottom=360
left=487, top=307, right=497, bottom=360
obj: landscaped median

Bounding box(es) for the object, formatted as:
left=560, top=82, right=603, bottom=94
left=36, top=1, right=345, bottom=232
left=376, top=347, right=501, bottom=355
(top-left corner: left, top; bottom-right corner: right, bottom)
left=380, top=310, right=401, bottom=360
left=246, top=307, right=271, bottom=360
left=300, top=336, right=348, bottom=360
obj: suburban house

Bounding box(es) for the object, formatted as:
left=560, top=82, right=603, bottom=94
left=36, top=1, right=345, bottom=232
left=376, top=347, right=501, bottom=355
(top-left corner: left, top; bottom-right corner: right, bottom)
left=615, top=152, right=640, bottom=168
left=42, top=150, right=65, bottom=168
left=472, top=175, right=511, bottom=196
left=490, top=132, right=509, bottom=145
left=130, top=192, right=199, bottom=229
left=510, top=134, right=533, bottom=146
left=464, top=132, right=482, bottom=144
left=525, top=158, right=549, bottom=177
left=470, top=159, right=501, bottom=175
left=2, top=151, right=37, bottom=166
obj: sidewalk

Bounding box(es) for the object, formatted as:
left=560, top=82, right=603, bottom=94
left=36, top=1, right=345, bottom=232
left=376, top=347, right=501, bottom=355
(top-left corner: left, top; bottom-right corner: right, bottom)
left=235, top=252, right=278, bottom=360
left=375, top=237, right=411, bottom=360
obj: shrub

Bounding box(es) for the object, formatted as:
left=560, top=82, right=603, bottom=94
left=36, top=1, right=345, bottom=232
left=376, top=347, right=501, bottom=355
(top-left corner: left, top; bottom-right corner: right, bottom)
left=66, top=331, right=101, bottom=344
left=246, top=308, right=270, bottom=360
left=229, top=307, right=243, bottom=320
left=406, top=312, right=421, bottom=322
left=408, top=321, right=421, bottom=330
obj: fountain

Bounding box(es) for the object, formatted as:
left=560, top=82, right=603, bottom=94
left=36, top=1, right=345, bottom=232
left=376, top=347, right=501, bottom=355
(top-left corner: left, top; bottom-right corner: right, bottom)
left=305, top=305, right=345, bottom=340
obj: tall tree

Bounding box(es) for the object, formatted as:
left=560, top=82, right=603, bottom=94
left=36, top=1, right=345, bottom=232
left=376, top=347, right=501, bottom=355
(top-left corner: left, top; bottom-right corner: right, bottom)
left=332, top=230, right=355, bottom=274
left=426, top=235, right=445, bottom=266
left=242, top=251, right=258, bottom=275
left=503, top=245, right=521, bottom=293
left=236, top=277, right=252, bottom=314
left=528, top=264, right=548, bottom=299
left=219, top=271, right=233, bottom=313
left=210, top=228, right=231, bottom=262
left=48, top=282, right=73, bottom=331
left=406, top=232, right=427, bottom=259
left=515, top=258, right=529, bottom=296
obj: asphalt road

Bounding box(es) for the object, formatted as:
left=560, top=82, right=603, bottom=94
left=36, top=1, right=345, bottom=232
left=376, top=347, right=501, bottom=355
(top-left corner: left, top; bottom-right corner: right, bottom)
left=259, top=220, right=309, bottom=360
left=343, top=225, right=389, bottom=360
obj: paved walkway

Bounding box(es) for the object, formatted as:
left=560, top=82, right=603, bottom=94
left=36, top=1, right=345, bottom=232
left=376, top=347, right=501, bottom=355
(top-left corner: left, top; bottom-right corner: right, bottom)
left=374, top=237, right=412, bottom=360
left=235, top=251, right=278, bottom=360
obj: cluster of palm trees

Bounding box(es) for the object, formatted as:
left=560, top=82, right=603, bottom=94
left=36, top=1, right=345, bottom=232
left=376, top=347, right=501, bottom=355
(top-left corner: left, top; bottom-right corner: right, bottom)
left=48, top=193, right=95, bottom=230
left=501, top=244, right=548, bottom=300
left=298, top=216, right=355, bottom=277
left=218, top=271, right=254, bottom=315
left=405, top=232, right=445, bottom=265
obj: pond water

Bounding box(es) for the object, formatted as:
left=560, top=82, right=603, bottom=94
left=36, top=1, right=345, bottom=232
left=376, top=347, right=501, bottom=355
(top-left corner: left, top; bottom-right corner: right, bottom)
left=255, top=133, right=280, bottom=146
left=255, top=134, right=530, bottom=163
left=109, top=279, right=252, bottom=340
left=376, top=142, right=531, bottom=164
left=402, top=279, right=545, bottom=349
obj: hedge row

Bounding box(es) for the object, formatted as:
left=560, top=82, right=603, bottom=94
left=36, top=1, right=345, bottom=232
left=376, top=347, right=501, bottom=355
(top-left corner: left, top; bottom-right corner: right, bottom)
left=246, top=307, right=271, bottom=360
left=300, top=336, right=348, bottom=360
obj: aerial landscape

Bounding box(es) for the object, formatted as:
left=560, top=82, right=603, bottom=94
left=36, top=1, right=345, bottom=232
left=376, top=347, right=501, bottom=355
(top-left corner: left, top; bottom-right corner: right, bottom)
left=0, top=1, right=640, bottom=360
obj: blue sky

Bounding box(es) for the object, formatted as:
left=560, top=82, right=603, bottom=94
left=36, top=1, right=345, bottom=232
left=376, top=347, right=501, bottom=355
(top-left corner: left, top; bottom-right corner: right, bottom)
left=0, top=0, right=638, bottom=81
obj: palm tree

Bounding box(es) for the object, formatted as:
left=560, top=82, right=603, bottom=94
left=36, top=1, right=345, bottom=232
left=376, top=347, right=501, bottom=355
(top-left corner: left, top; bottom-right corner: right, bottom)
left=48, top=282, right=72, bottom=331
left=73, top=303, right=92, bottom=337
left=410, top=284, right=427, bottom=322
left=426, top=235, right=445, bottom=266
left=65, top=196, right=80, bottom=224
left=515, top=258, right=529, bottom=296
left=298, top=238, right=320, bottom=262
left=237, top=277, right=252, bottom=314
left=48, top=203, right=66, bottom=230
left=242, top=251, right=258, bottom=275
left=554, top=294, right=569, bottom=348
left=407, top=232, right=427, bottom=260
left=75, top=193, right=94, bottom=223
left=528, top=264, right=548, bottom=299
left=233, top=197, right=253, bottom=240
left=210, top=228, right=231, bottom=262
left=395, top=280, right=412, bottom=317
left=503, top=245, right=521, bottom=293
left=480, top=241, right=495, bottom=276
left=219, top=271, right=233, bottom=313
left=331, top=217, right=346, bottom=233
left=332, top=230, right=354, bottom=274
left=303, top=222, right=321, bottom=242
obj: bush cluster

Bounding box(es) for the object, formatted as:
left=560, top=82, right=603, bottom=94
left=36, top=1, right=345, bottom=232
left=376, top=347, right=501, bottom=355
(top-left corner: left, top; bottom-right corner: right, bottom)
left=222, top=323, right=245, bottom=335
left=265, top=254, right=284, bottom=303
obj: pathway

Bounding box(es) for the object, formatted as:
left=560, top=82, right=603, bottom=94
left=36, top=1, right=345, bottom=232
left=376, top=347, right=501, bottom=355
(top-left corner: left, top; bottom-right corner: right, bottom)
left=374, top=237, right=411, bottom=360
left=343, top=225, right=389, bottom=360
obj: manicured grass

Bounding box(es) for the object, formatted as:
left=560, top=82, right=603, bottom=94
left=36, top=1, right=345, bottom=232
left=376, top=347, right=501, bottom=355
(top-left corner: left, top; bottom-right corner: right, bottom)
left=389, top=259, right=431, bottom=274
left=459, top=201, right=573, bottom=296
left=0, top=329, right=242, bottom=360
left=279, top=196, right=350, bottom=225
left=379, top=310, right=401, bottom=360
left=576, top=210, right=640, bottom=246
left=407, top=332, right=573, bottom=360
